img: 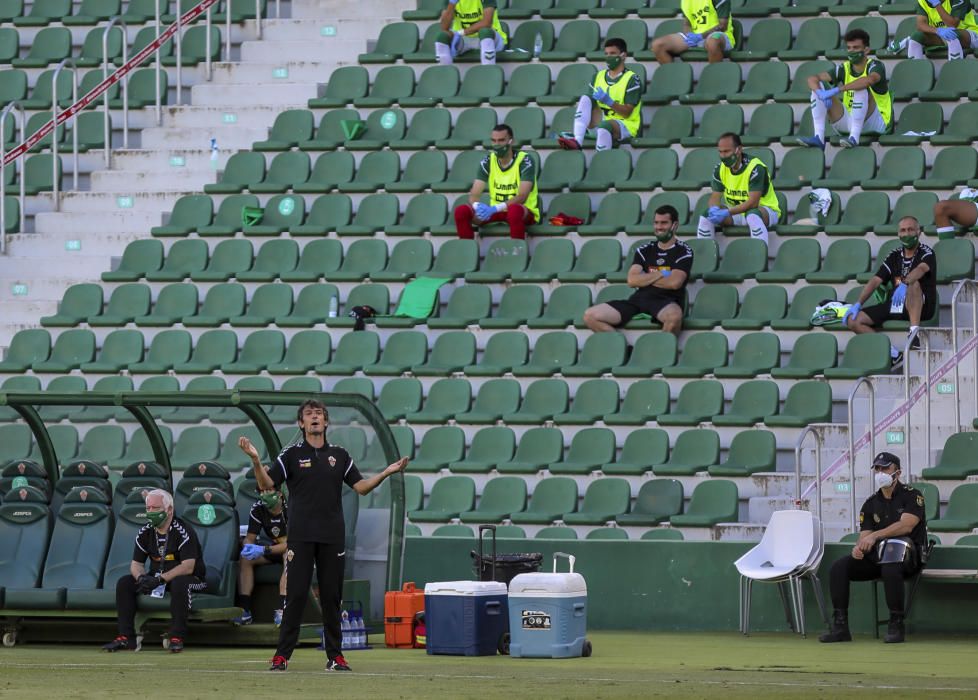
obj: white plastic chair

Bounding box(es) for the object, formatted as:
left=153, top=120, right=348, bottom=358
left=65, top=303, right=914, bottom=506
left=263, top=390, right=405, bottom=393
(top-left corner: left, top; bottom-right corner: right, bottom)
left=736, top=509, right=825, bottom=636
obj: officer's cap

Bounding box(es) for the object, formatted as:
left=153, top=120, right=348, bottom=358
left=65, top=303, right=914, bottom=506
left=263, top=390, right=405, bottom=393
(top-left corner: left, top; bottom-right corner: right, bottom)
left=872, top=451, right=901, bottom=469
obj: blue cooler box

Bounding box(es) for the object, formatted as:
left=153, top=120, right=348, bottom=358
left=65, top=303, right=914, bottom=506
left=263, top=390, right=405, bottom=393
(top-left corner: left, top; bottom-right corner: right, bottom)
left=508, top=553, right=590, bottom=658
left=424, top=580, right=509, bottom=656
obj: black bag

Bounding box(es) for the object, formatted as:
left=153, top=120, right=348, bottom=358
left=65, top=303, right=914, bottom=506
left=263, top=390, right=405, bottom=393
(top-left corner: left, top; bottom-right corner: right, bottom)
left=349, top=305, right=376, bottom=331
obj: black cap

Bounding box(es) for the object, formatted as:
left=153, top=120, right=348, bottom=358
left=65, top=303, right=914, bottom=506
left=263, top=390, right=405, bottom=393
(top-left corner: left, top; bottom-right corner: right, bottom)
left=872, top=452, right=901, bottom=469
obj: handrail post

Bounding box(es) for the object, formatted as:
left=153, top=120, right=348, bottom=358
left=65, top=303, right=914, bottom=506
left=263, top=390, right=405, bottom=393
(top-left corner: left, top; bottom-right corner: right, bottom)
left=903, top=328, right=930, bottom=483
left=176, top=1, right=184, bottom=106
left=953, top=280, right=978, bottom=431
left=226, top=0, right=232, bottom=61
left=205, top=5, right=213, bottom=80
left=102, top=18, right=129, bottom=166
left=795, top=426, right=824, bottom=525
left=0, top=102, right=26, bottom=252
left=847, top=377, right=875, bottom=532
left=257, top=0, right=263, bottom=39
left=51, top=59, right=79, bottom=209
left=155, top=0, right=162, bottom=125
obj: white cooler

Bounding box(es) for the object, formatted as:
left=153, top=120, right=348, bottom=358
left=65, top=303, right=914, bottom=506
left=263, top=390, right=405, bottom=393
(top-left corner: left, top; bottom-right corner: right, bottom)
left=507, top=553, right=591, bottom=658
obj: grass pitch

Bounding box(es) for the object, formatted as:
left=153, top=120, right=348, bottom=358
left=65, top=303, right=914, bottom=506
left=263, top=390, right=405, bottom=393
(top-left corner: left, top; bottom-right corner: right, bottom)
left=2, top=632, right=978, bottom=699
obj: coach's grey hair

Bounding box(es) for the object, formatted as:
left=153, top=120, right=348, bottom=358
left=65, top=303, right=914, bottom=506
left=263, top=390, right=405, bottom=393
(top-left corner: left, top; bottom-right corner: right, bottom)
left=146, top=489, right=174, bottom=511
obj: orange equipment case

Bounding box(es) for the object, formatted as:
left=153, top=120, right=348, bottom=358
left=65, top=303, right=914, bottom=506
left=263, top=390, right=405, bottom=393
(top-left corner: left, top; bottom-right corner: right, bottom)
left=385, top=582, right=426, bottom=648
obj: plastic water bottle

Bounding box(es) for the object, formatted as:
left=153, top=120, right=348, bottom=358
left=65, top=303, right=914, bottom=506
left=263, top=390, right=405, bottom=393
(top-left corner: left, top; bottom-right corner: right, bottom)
left=340, top=610, right=351, bottom=649
left=209, top=138, right=218, bottom=170
left=533, top=33, right=543, bottom=58
left=328, top=295, right=338, bottom=318
left=352, top=613, right=364, bottom=649
left=357, top=613, right=368, bottom=648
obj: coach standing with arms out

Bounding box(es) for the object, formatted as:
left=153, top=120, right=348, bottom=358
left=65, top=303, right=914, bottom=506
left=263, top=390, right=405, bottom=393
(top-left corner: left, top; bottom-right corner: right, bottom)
left=239, top=399, right=409, bottom=672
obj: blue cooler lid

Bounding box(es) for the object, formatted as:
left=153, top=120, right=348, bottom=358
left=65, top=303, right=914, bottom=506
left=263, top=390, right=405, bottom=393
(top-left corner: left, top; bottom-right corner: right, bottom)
left=424, top=581, right=508, bottom=596
left=508, top=572, right=587, bottom=597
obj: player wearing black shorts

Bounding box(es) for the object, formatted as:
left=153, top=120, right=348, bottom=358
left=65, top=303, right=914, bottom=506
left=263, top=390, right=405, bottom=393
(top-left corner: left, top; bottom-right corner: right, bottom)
left=583, top=204, right=693, bottom=336
left=233, top=487, right=288, bottom=627
left=843, top=215, right=937, bottom=371
left=240, top=399, right=409, bottom=673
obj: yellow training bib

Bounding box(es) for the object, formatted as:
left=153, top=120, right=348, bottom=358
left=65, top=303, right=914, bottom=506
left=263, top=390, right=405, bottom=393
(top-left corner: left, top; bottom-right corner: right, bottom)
left=489, top=151, right=539, bottom=221
left=681, top=0, right=736, bottom=49
left=719, top=156, right=780, bottom=215
left=451, top=0, right=507, bottom=44
left=592, top=69, right=642, bottom=137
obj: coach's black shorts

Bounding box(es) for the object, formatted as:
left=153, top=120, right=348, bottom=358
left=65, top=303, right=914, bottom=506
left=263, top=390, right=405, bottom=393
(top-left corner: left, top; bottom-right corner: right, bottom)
left=607, top=296, right=680, bottom=326
left=862, top=293, right=936, bottom=327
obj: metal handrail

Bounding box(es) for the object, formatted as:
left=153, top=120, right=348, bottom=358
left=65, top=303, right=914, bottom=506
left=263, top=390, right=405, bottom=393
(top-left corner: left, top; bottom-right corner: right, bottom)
left=102, top=17, right=130, bottom=166
left=175, top=0, right=184, bottom=105
left=205, top=4, right=213, bottom=80
left=951, top=280, right=978, bottom=431
left=795, top=426, right=824, bottom=525
left=0, top=102, right=27, bottom=252
left=903, top=327, right=930, bottom=482
left=846, top=377, right=875, bottom=532
left=155, top=0, right=163, bottom=125
left=50, top=59, right=79, bottom=211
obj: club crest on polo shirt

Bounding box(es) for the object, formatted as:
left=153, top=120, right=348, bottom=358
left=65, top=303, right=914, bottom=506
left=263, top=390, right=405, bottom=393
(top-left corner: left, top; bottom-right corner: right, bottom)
left=299, top=458, right=312, bottom=469
left=328, top=456, right=336, bottom=467
left=271, top=526, right=281, bottom=537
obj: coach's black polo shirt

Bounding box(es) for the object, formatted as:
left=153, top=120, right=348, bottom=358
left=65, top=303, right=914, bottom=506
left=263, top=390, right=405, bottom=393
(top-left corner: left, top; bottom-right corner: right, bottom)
left=133, top=516, right=207, bottom=579
left=272, top=439, right=363, bottom=544
left=247, top=501, right=288, bottom=544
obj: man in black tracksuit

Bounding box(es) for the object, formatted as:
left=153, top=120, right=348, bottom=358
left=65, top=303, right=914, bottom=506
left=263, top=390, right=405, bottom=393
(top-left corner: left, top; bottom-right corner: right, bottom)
left=239, top=399, right=408, bottom=672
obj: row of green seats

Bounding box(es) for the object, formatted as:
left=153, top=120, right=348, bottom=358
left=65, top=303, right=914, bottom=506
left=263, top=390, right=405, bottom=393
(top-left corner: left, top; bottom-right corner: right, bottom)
left=0, top=67, right=166, bottom=115
left=0, top=24, right=220, bottom=68
left=0, top=0, right=265, bottom=27
left=408, top=474, right=738, bottom=528
left=414, top=524, right=684, bottom=540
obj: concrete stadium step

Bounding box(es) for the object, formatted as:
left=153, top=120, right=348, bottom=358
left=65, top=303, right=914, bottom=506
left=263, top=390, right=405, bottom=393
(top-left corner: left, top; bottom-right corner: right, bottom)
left=209, top=60, right=336, bottom=85
left=90, top=168, right=217, bottom=192
left=32, top=210, right=163, bottom=234
left=240, top=39, right=364, bottom=63
left=190, top=81, right=319, bottom=106
left=291, top=0, right=403, bottom=23
left=111, top=147, right=239, bottom=172
left=57, top=190, right=191, bottom=214
left=140, top=125, right=269, bottom=149
left=160, top=105, right=299, bottom=130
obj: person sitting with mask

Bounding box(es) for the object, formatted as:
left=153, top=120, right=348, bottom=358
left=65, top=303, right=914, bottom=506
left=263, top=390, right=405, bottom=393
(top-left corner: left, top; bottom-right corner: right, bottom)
left=434, top=0, right=507, bottom=65
left=934, top=188, right=978, bottom=240
left=820, top=452, right=927, bottom=645
left=583, top=205, right=692, bottom=336
left=102, top=489, right=208, bottom=653
left=843, top=216, right=937, bottom=372
left=454, top=123, right=539, bottom=240
left=908, top=0, right=978, bottom=61
left=650, top=0, right=736, bottom=64
left=233, top=487, right=289, bottom=628
left=557, top=38, right=642, bottom=152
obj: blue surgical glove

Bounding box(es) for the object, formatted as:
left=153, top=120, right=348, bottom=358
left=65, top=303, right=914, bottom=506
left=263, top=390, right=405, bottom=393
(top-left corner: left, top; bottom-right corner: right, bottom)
left=843, top=302, right=862, bottom=325
left=927, top=0, right=944, bottom=7
left=707, top=207, right=729, bottom=225
left=815, top=86, right=840, bottom=108
left=659, top=269, right=672, bottom=277
left=937, top=27, right=958, bottom=42
left=241, top=543, right=264, bottom=561
left=891, top=282, right=907, bottom=307
left=473, top=202, right=494, bottom=221
left=684, top=33, right=703, bottom=47
left=592, top=86, right=614, bottom=107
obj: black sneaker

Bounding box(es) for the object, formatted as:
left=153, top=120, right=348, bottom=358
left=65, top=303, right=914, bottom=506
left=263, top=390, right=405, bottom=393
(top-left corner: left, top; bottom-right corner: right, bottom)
left=102, top=635, right=137, bottom=652
left=891, top=352, right=904, bottom=372
left=326, top=655, right=352, bottom=671
left=269, top=655, right=288, bottom=671
left=884, top=615, right=905, bottom=644
left=169, top=637, right=184, bottom=653
left=908, top=335, right=921, bottom=351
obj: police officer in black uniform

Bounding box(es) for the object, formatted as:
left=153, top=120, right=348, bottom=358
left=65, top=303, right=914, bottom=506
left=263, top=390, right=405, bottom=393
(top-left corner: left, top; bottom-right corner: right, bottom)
left=820, top=452, right=926, bottom=644
left=239, top=399, right=408, bottom=672
left=102, top=488, right=208, bottom=653
left=233, top=486, right=288, bottom=627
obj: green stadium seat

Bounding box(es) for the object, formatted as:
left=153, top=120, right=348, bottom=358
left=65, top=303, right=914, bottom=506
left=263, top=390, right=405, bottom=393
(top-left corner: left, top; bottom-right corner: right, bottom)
left=702, top=239, right=767, bottom=283
left=710, top=379, right=779, bottom=426
left=126, top=329, right=191, bottom=374
left=563, top=477, right=630, bottom=525
left=408, top=474, right=475, bottom=523
left=30, top=375, right=86, bottom=423
left=604, top=379, right=670, bottom=427
left=771, top=148, right=824, bottom=192
left=375, top=378, right=423, bottom=422
left=455, top=379, right=521, bottom=425
left=327, top=239, right=386, bottom=283
left=465, top=239, right=528, bottom=283
left=662, top=332, right=728, bottom=377
left=653, top=428, right=721, bottom=476
left=763, top=380, right=832, bottom=427
left=11, top=26, right=70, bottom=67
left=709, top=430, right=777, bottom=476
left=536, top=151, right=585, bottom=193
left=235, top=239, right=298, bottom=283
left=557, top=239, right=622, bottom=282
left=442, top=65, right=505, bottom=107
left=721, top=286, right=787, bottom=330
left=680, top=63, right=742, bottom=105
left=507, top=476, right=576, bottom=526
left=769, top=286, right=836, bottom=332
left=887, top=57, right=933, bottom=104
left=477, top=286, right=542, bottom=329
left=0, top=26, right=18, bottom=64
left=146, top=239, right=209, bottom=283
left=39, top=283, right=102, bottom=328
left=354, top=65, right=416, bottom=109
left=387, top=193, right=449, bottom=236
left=363, top=330, right=427, bottom=376
left=548, top=427, right=615, bottom=475
left=164, top=377, right=227, bottom=424
left=611, top=333, right=677, bottom=377
left=488, top=64, right=550, bottom=108
left=661, top=148, right=716, bottom=190
left=314, top=330, right=379, bottom=376
left=292, top=194, right=352, bottom=236
left=534, top=63, right=596, bottom=110
left=289, top=152, right=354, bottom=195
left=542, top=0, right=598, bottom=18
left=915, top=146, right=977, bottom=190
left=131, top=283, right=196, bottom=328
left=920, top=59, right=978, bottom=102
left=66, top=375, right=133, bottom=422
left=740, top=102, right=793, bottom=147
left=806, top=239, right=870, bottom=282
left=863, top=147, right=926, bottom=190
left=928, top=483, right=978, bottom=532
left=297, top=109, right=357, bottom=151
left=538, top=18, right=599, bottom=60
left=359, top=21, right=419, bottom=62
left=263, top=329, right=328, bottom=374
left=669, top=479, right=738, bottom=527
left=388, top=152, right=448, bottom=194
left=730, top=18, right=791, bottom=60
left=878, top=191, right=938, bottom=236
left=463, top=331, right=529, bottom=377
left=340, top=151, right=402, bottom=195
left=150, top=195, right=213, bottom=237
left=168, top=427, right=222, bottom=472
left=395, top=109, right=455, bottom=151
left=397, top=66, right=460, bottom=109
left=425, top=285, right=491, bottom=329
left=483, top=428, right=555, bottom=479
left=879, top=103, right=944, bottom=146
left=921, top=433, right=978, bottom=480
left=160, top=24, right=221, bottom=68
left=501, top=378, right=567, bottom=426
left=583, top=528, right=628, bottom=540
left=553, top=379, right=619, bottom=425
left=307, top=65, right=368, bottom=108
left=811, top=147, right=876, bottom=190
left=618, top=479, right=684, bottom=526
left=428, top=238, right=478, bottom=279
left=639, top=62, right=691, bottom=107
left=934, top=239, right=976, bottom=284
left=220, top=329, right=285, bottom=373
left=430, top=109, right=494, bottom=151
left=0, top=424, right=33, bottom=465
left=510, top=330, right=576, bottom=377
left=407, top=432, right=468, bottom=478
left=180, top=282, right=245, bottom=327
left=0, top=376, right=41, bottom=421
left=249, top=158, right=311, bottom=198
left=855, top=240, right=901, bottom=284
left=411, top=332, right=476, bottom=377
left=31, top=329, right=95, bottom=373
left=77, top=329, right=143, bottom=374
left=204, top=153, right=265, bottom=195
left=769, top=332, right=837, bottom=379
left=773, top=59, right=833, bottom=102
left=525, top=285, right=590, bottom=330
left=562, top=332, right=627, bottom=378
left=337, top=192, right=399, bottom=236
left=451, top=427, right=518, bottom=475
left=170, top=329, right=236, bottom=374
left=13, top=0, right=70, bottom=26
left=933, top=103, right=978, bottom=146
left=712, top=331, right=780, bottom=377
left=657, top=379, right=724, bottom=426
left=430, top=151, right=486, bottom=195
left=903, top=482, right=938, bottom=523
left=572, top=150, right=632, bottom=193
left=602, top=428, right=669, bottom=477
left=366, top=239, right=432, bottom=283
left=21, top=69, right=73, bottom=111
left=428, top=524, right=474, bottom=538
left=406, top=378, right=472, bottom=423
left=88, top=284, right=151, bottom=327
left=822, top=334, right=893, bottom=379
left=616, top=149, right=678, bottom=191
left=102, top=240, right=164, bottom=282
left=756, top=239, right=820, bottom=283
left=780, top=17, right=840, bottom=59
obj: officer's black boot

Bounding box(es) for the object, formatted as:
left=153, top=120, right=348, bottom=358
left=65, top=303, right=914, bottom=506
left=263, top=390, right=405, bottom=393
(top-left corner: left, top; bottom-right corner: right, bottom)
left=818, top=609, right=852, bottom=643
left=884, top=613, right=905, bottom=644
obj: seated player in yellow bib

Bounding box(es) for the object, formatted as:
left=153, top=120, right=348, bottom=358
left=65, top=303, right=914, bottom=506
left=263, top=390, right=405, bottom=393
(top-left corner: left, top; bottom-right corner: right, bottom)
left=696, top=132, right=780, bottom=245
left=557, top=38, right=642, bottom=151
left=434, top=0, right=507, bottom=65
left=934, top=188, right=978, bottom=240
left=908, top=0, right=978, bottom=61
left=650, top=0, right=735, bottom=63
left=797, top=29, right=893, bottom=151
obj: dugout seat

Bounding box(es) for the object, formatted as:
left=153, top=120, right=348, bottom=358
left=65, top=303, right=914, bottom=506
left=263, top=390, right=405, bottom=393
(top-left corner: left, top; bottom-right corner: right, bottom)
left=0, top=487, right=53, bottom=608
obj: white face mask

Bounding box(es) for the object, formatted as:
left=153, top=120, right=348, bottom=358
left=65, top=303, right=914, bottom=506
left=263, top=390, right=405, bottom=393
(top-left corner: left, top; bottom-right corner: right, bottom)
left=874, top=471, right=895, bottom=491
